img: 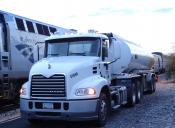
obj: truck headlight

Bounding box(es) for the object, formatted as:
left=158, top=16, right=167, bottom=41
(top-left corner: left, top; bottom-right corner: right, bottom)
left=20, top=87, right=27, bottom=95
left=20, top=82, right=30, bottom=99
left=75, top=88, right=96, bottom=96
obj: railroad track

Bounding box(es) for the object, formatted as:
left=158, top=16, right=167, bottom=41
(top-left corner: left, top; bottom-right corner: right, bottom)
left=0, top=102, right=20, bottom=124
left=0, top=102, right=19, bottom=113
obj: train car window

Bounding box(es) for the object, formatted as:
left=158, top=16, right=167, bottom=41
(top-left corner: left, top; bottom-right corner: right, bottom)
left=36, top=23, right=43, bottom=34
left=26, top=20, right=35, bottom=33
left=43, top=25, right=50, bottom=36
left=49, top=27, right=56, bottom=34
left=15, top=18, right=25, bottom=31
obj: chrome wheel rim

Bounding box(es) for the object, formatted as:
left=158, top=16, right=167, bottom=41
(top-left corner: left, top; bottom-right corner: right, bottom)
left=132, top=88, right=136, bottom=103
left=100, top=100, right=107, bottom=121
left=138, top=88, right=141, bottom=100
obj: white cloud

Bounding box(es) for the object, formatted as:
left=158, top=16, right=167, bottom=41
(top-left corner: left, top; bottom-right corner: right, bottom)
left=0, top=0, right=175, bottom=53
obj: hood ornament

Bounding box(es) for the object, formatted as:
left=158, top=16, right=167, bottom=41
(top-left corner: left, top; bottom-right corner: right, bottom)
left=48, top=64, right=51, bottom=69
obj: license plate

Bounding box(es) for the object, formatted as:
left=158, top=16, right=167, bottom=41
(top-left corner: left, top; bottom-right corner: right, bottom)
left=43, top=102, right=53, bottom=109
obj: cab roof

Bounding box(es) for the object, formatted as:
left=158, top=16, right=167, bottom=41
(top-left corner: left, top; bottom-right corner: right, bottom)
left=45, top=33, right=108, bottom=41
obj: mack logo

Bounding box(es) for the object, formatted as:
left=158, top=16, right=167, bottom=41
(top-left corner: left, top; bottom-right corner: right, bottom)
left=70, top=72, right=78, bottom=78
left=49, top=90, right=62, bottom=93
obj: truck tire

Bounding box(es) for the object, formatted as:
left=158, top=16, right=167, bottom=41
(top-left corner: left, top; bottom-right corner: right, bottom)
left=136, top=80, right=142, bottom=103
left=95, top=92, right=108, bottom=127
left=152, top=77, right=156, bottom=93
left=148, top=77, right=156, bottom=94
left=152, top=77, right=156, bottom=92
left=127, top=82, right=136, bottom=107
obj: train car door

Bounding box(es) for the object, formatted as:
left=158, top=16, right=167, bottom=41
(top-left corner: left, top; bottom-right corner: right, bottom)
left=0, top=13, right=10, bottom=99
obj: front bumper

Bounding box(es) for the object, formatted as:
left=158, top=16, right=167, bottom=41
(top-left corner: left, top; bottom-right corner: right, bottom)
left=20, top=98, right=99, bottom=121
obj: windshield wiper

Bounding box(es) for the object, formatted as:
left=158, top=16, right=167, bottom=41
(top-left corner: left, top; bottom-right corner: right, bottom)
left=69, top=52, right=86, bottom=56
left=48, top=53, right=60, bottom=56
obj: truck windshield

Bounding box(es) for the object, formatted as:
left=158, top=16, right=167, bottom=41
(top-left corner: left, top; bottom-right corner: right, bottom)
left=46, top=37, right=101, bottom=57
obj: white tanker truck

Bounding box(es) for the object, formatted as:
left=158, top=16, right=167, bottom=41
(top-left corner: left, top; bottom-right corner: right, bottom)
left=20, top=32, right=156, bottom=127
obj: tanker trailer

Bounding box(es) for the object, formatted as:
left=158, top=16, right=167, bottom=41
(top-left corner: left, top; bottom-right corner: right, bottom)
left=20, top=32, right=156, bottom=127
left=111, top=35, right=156, bottom=93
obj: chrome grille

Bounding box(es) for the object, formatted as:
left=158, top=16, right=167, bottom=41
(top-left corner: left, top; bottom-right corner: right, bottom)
left=31, top=74, right=66, bottom=98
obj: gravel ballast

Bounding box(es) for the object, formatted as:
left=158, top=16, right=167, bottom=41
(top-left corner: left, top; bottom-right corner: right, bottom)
left=105, top=82, right=175, bottom=128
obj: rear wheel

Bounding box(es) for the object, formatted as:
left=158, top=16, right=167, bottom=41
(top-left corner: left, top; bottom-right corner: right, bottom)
left=95, top=92, right=108, bottom=127
left=148, top=77, right=156, bottom=94
left=127, top=82, right=136, bottom=107
left=152, top=77, right=156, bottom=92
left=136, top=80, right=142, bottom=103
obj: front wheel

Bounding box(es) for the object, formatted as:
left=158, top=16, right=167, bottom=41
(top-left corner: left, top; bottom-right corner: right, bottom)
left=95, top=92, right=108, bottom=127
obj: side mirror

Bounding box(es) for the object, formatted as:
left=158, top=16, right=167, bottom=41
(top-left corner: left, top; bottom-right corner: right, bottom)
left=34, top=42, right=45, bottom=62
left=33, top=45, right=39, bottom=62
left=102, top=47, right=107, bottom=61
left=102, top=39, right=109, bottom=61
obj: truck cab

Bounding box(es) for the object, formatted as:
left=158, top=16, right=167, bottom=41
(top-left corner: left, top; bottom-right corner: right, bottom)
left=20, top=33, right=114, bottom=125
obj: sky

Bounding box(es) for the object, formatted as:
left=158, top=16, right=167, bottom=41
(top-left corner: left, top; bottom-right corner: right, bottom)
left=0, top=0, right=175, bottom=54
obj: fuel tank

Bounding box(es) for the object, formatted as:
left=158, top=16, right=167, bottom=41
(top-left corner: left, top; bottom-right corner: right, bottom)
left=108, top=34, right=154, bottom=74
